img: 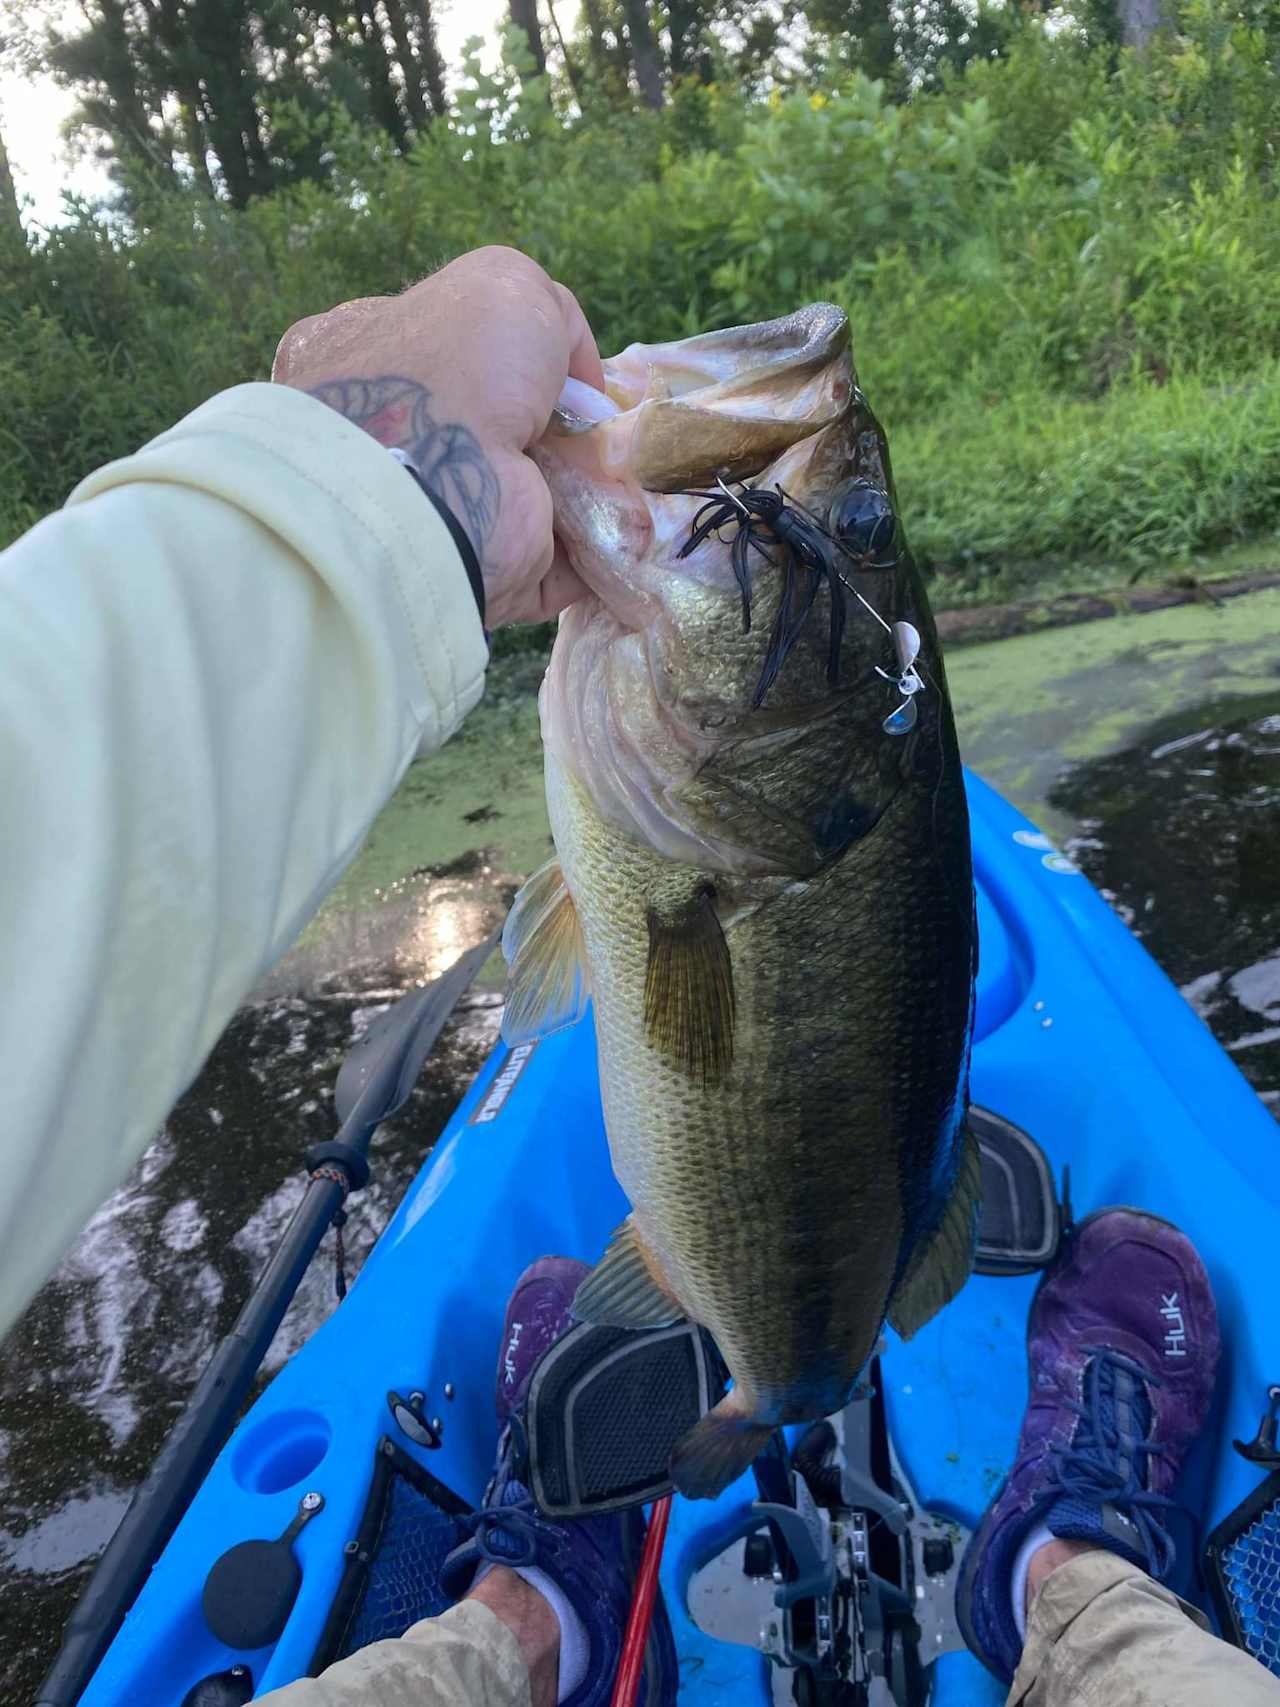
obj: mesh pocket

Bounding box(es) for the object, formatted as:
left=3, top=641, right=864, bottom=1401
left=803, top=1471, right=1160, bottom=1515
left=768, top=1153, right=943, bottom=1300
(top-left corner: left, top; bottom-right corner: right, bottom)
left=1219, top=1489, right=1280, bottom=1675
left=1206, top=1470, right=1280, bottom=1678
left=311, top=1437, right=472, bottom=1673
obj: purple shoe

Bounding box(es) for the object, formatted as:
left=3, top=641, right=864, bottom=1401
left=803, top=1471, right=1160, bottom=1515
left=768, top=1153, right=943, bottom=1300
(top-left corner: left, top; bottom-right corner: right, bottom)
left=443, top=1257, right=678, bottom=1707
left=957, top=1208, right=1220, bottom=1684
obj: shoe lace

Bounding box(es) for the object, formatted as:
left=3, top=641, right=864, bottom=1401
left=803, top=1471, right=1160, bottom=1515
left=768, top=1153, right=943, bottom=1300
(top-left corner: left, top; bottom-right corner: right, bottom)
left=466, top=1498, right=540, bottom=1569
left=469, top=1418, right=540, bottom=1569
left=1046, top=1347, right=1178, bottom=1579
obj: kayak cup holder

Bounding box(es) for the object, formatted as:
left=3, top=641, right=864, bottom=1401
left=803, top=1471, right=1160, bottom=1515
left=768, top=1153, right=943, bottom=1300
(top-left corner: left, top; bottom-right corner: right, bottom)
left=231, top=1409, right=332, bottom=1494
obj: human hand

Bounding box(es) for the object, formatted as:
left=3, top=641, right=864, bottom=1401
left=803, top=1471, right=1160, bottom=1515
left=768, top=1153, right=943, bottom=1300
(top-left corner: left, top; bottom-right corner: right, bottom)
left=273, top=246, right=604, bottom=627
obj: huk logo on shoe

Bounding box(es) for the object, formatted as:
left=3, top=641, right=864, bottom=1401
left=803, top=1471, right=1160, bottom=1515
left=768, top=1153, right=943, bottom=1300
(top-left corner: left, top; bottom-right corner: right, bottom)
left=504, top=1319, right=523, bottom=1388
left=1160, top=1291, right=1188, bottom=1358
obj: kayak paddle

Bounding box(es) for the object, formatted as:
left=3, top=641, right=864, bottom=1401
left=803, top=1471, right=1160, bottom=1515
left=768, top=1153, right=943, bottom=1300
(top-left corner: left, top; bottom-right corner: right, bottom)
left=37, top=927, right=500, bottom=1707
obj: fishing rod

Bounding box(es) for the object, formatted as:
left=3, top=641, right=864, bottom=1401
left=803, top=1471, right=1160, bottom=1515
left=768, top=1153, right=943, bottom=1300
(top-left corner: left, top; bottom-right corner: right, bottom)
left=37, top=928, right=500, bottom=1707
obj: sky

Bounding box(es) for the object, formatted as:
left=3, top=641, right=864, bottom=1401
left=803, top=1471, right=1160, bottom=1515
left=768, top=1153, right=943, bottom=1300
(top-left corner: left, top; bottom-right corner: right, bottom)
left=0, top=0, right=523, bottom=229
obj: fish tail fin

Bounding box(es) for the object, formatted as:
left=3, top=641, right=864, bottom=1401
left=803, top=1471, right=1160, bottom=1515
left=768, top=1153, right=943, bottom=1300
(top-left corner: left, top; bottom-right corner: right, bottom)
left=670, top=1392, right=774, bottom=1501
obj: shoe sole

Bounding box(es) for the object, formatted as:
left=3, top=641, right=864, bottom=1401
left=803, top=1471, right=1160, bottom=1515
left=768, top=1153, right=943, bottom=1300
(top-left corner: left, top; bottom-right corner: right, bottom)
left=955, top=1492, right=1015, bottom=1684
left=956, top=1204, right=1189, bottom=1680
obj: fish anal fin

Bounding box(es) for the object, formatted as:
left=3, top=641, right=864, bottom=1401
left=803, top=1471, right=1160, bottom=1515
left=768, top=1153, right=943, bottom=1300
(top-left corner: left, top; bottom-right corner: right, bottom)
left=670, top=1392, right=774, bottom=1500
left=887, top=1125, right=982, bottom=1342
left=644, top=888, right=735, bottom=1085
left=572, top=1216, right=685, bottom=1330
left=501, top=858, right=590, bottom=1045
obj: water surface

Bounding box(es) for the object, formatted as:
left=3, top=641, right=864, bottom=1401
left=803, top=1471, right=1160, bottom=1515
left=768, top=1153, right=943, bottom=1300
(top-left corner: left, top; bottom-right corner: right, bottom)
left=1052, top=696, right=1280, bottom=1113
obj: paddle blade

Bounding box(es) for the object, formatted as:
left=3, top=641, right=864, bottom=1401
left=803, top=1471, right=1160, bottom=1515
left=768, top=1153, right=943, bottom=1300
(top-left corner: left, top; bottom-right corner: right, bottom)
left=333, top=928, right=501, bottom=1145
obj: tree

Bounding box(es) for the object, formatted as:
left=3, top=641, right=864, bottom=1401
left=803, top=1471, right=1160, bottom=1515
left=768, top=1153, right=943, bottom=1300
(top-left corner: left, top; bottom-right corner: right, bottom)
left=1117, top=0, right=1164, bottom=48
left=0, top=115, right=22, bottom=241
left=578, top=0, right=631, bottom=91
left=510, top=0, right=548, bottom=78
left=621, top=0, right=664, bottom=104
left=38, top=0, right=450, bottom=208
left=801, top=0, right=1012, bottom=91
left=668, top=0, right=712, bottom=80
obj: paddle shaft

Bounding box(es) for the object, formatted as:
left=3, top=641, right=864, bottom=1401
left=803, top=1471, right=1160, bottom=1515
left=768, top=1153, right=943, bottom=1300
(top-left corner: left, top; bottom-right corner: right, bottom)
left=609, top=1495, right=672, bottom=1707
left=35, top=1170, right=346, bottom=1707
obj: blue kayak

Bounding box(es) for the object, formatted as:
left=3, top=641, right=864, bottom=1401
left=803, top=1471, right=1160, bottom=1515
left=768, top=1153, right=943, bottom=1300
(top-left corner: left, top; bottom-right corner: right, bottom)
left=79, top=770, right=1280, bottom=1704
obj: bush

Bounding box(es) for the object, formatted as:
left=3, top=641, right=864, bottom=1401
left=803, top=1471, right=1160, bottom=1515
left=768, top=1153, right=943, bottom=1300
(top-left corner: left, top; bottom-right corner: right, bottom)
left=897, top=369, right=1280, bottom=587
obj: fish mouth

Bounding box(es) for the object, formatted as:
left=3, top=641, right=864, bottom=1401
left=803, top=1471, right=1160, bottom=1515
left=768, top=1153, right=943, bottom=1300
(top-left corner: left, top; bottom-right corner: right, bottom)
left=535, top=307, right=929, bottom=875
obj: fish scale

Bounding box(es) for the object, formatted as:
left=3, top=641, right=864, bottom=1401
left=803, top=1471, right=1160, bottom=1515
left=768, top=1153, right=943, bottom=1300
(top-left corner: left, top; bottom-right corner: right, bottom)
left=506, top=304, right=978, bottom=1498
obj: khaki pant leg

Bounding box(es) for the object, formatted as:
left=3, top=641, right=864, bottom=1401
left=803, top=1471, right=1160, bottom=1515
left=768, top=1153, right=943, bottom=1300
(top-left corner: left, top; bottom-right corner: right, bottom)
left=260, top=1601, right=532, bottom=1707
left=1007, top=1551, right=1280, bottom=1706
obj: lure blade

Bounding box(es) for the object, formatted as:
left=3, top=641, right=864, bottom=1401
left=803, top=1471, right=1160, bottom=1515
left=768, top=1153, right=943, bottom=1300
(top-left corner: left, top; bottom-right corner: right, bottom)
left=892, top=621, right=921, bottom=675
left=883, top=699, right=919, bottom=737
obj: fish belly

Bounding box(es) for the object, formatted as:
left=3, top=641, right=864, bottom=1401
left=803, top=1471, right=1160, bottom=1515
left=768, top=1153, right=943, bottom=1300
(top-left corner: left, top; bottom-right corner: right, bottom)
left=546, top=752, right=966, bottom=1418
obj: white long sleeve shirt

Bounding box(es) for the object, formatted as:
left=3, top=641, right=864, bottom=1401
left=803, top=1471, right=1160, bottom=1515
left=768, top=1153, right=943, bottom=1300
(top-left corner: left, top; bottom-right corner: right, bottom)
left=0, top=382, right=488, bottom=1339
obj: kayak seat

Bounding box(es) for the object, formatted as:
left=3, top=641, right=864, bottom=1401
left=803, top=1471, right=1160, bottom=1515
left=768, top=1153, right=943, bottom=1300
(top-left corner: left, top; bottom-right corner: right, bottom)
left=971, top=1106, right=1064, bottom=1277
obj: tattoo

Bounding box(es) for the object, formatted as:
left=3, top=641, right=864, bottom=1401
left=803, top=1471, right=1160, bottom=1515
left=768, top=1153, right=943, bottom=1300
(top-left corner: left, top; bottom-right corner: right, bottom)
left=308, top=376, right=500, bottom=550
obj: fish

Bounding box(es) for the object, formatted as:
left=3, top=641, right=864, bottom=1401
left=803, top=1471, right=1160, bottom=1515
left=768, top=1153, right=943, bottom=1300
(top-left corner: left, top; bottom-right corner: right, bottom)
left=503, top=304, right=978, bottom=1500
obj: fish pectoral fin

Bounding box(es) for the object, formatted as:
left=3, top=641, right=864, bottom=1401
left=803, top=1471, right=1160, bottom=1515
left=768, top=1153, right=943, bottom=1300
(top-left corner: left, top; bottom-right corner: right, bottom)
left=573, top=1216, right=685, bottom=1330
left=644, top=888, right=735, bottom=1084
left=501, top=858, right=590, bottom=1044
left=886, top=1125, right=982, bottom=1342
left=670, top=1393, right=774, bottom=1500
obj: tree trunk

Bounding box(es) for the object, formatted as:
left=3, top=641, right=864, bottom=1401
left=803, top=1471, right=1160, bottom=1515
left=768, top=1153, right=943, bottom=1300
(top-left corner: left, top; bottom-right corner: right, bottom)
left=581, top=0, right=608, bottom=72
left=179, top=99, right=215, bottom=195
left=667, top=0, right=703, bottom=80
left=409, top=1, right=447, bottom=115
left=621, top=0, right=663, bottom=107
left=544, top=0, right=584, bottom=98
left=382, top=0, right=429, bottom=129
left=0, top=116, right=22, bottom=242
left=97, top=0, right=170, bottom=170
left=1118, top=0, right=1163, bottom=49
left=509, top=0, right=547, bottom=76
left=358, top=3, right=409, bottom=149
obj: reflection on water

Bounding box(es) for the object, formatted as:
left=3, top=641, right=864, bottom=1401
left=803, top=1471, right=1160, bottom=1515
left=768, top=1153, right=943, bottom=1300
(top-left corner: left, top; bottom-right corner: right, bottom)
left=259, top=852, right=514, bottom=997
left=0, top=858, right=510, bottom=1702
left=1051, top=697, right=1280, bottom=1113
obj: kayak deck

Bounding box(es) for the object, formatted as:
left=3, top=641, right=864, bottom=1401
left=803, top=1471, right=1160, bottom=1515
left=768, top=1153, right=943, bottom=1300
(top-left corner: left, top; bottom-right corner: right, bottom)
left=81, top=771, right=1280, bottom=1704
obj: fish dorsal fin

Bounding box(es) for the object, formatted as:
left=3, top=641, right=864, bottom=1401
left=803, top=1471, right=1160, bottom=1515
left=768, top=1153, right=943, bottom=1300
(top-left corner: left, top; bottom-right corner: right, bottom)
left=573, top=1216, right=685, bottom=1329
left=886, top=1124, right=982, bottom=1341
left=501, top=858, right=590, bottom=1045
left=644, top=889, right=735, bottom=1084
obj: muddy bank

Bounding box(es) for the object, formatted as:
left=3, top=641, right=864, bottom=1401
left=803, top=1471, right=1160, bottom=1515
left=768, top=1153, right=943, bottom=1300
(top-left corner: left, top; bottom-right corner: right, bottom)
left=936, top=567, right=1280, bottom=647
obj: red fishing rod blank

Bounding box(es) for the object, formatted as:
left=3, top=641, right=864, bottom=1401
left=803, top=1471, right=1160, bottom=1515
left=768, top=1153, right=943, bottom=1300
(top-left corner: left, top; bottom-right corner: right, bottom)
left=609, top=1494, right=673, bottom=1707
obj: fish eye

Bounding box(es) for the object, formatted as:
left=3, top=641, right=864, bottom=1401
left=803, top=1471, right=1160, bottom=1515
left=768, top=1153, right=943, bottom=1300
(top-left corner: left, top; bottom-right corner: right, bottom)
left=828, top=479, right=898, bottom=567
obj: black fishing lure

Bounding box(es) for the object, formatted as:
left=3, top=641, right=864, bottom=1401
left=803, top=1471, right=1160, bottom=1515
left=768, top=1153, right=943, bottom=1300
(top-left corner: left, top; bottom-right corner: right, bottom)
left=677, top=477, right=900, bottom=707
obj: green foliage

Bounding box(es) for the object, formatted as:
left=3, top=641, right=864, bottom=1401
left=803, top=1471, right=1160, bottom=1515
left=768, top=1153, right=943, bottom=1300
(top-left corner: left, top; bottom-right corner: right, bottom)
left=900, top=371, right=1280, bottom=586
left=7, top=7, right=1280, bottom=596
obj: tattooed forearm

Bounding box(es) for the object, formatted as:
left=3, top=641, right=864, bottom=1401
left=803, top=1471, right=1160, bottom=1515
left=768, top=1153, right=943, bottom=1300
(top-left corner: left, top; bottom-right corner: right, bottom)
left=308, top=376, right=500, bottom=552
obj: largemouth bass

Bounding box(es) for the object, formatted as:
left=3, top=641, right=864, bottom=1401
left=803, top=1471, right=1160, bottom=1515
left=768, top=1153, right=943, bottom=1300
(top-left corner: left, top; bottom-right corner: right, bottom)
left=503, top=305, right=978, bottom=1500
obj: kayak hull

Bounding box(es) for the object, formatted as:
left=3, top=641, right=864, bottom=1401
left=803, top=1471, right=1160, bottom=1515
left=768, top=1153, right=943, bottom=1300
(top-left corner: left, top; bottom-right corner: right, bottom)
left=79, top=771, right=1280, bottom=1704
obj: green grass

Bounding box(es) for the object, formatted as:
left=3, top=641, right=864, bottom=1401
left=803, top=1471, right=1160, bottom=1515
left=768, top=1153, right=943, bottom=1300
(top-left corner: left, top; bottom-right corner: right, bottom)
left=896, top=369, right=1280, bottom=603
